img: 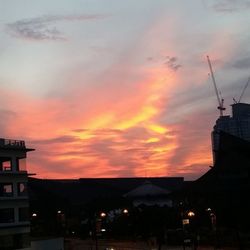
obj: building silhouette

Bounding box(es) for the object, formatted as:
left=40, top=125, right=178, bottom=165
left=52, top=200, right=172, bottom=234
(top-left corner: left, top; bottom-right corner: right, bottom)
left=212, top=102, right=250, bottom=162
left=123, top=180, right=172, bottom=207
left=0, top=138, right=34, bottom=249
left=180, top=131, right=250, bottom=247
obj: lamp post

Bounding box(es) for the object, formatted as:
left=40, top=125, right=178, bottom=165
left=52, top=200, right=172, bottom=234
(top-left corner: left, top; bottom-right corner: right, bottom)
left=56, top=209, right=66, bottom=236
left=188, top=211, right=200, bottom=250
left=206, top=208, right=216, bottom=230
left=182, top=210, right=195, bottom=250
left=94, top=212, right=107, bottom=250
left=206, top=208, right=217, bottom=250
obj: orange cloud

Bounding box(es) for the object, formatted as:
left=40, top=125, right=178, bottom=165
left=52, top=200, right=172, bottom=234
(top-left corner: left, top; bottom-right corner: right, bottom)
left=0, top=60, right=182, bottom=179
left=2, top=10, right=238, bottom=180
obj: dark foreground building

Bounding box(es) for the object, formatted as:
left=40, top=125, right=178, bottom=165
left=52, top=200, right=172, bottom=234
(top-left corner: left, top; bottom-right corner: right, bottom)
left=212, top=102, right=250, bottom=162
left=28, top=177, right=184, bottom=239
left=181, top=131, right=250, bottom=247
left=26, top=131, right=250, bottom=247
left=0, top=138, right=34, bottom=249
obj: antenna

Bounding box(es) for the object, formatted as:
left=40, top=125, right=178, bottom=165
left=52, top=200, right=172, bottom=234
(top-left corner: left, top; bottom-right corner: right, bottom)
left=207, top=55, right=226, bottom=116
left=238, top=77, right=250, bottom=103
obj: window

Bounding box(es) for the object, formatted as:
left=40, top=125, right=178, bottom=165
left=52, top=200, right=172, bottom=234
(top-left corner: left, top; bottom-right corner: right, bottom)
left=0, top=158, right=12, bottom=171
left=0, top=183, right=13, bottom=197
left=18, top=183, right=28, bottom=196
left=18, top=207, right=29, bottom=222
left=17, top=158, right=26, bottom=171
left=0, top=208, right=14, bottom=223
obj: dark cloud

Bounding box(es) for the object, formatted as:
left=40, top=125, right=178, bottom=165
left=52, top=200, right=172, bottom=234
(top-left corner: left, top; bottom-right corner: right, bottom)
left=211, top=0, right=250, bottom=12
left=72, top=129, right=89, bottom=133
left=164, top=56, right=182, bottom=71
left=0, top=109, right=17, bottom=117
left=146, top=55, right=181, bottom=71
left=6, top=14, right=109, bottom=41
left=56, top=150, right=87, bottom=157
left=31, top=135, right=78, bottom=144
left=232, top=56, right=250, bottom=69
left=91, top=129, right=123, bottom=135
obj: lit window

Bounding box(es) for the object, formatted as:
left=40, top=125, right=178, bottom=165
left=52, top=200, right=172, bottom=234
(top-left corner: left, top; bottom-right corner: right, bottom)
left=18, top=183, right=28, bottom=196
left=16, top=158, right=26, bottom=171
left=0, top=183, right=13, bottom=197
left=0, top=158, right=12, bottom=171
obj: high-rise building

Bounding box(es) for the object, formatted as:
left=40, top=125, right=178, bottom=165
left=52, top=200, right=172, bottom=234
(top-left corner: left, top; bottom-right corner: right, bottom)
left=212, top=103, right=250, bottom=162
left=0, top=138, right=34, bottom=250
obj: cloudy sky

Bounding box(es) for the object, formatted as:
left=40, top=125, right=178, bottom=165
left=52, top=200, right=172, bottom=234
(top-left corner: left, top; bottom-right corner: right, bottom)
left=1, top=0, right=250, bottom=179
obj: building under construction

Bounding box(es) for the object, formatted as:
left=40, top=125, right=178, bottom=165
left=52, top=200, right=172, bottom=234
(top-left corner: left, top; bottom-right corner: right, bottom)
left=207, top=56, right=250, bottom=162
left=212, top=102, right=250, bottom=162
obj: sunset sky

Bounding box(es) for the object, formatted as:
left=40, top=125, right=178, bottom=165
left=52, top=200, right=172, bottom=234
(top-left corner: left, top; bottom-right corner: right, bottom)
left=1, top=0, right=250, bottom=179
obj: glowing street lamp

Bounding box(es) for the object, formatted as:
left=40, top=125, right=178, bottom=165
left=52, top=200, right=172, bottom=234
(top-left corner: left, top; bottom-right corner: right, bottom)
left=187, top=211, right=195, bottom=217
left=206, top=208, right=217, bottom=229
left=100, top=212, right=106, bottom=218
left=123, top=209, right=128, bottom=214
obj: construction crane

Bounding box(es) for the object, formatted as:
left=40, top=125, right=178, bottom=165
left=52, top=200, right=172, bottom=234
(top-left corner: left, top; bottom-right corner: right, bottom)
left=207, top=55, right=226, bottom=117
left=238, top=77, right=250, bottom=103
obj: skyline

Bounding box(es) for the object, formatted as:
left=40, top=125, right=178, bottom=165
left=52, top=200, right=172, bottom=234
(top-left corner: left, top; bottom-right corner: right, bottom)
left=1, top=0, right=250, bottom=179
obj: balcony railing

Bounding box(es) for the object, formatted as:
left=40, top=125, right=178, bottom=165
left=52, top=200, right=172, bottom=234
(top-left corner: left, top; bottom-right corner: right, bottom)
left=0, top=138, right=25, bottom=148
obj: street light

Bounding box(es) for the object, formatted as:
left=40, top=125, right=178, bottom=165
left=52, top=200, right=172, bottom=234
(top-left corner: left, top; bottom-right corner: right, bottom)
left=123, top=209, right=128, bottom=214
left=94, top=212, right=107, bottom=250
left=206, top=208, right=217, bottom=249
left=100, top=212, right=106, bottom=218
left=187, top=211, right=195, bottom=217
left=205, top=208, right=216, bottom=229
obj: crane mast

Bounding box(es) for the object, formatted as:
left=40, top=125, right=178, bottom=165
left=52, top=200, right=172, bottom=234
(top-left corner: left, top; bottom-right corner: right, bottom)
left=207, top=55, right=226, bottom=117
left=238, top=77, right=250, bottom=103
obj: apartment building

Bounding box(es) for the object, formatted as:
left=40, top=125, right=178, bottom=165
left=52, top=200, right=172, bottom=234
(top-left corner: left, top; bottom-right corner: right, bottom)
left=0, top=138, right=34, bottom=250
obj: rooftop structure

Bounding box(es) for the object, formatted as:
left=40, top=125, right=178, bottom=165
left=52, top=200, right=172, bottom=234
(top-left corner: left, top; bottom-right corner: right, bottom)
left=123, top=180, right=172, bottom=207
left=0, top=138, right=26, bottom=149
